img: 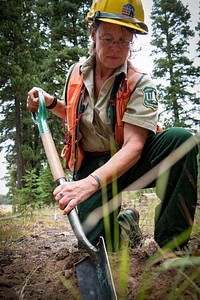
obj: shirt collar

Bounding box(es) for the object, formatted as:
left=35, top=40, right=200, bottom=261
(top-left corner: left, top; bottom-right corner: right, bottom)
left=81, top=54, right=128, bottom=78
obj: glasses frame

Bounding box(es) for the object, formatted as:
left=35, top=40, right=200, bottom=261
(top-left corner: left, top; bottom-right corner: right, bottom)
left=99, top=36, right=134, bottom=49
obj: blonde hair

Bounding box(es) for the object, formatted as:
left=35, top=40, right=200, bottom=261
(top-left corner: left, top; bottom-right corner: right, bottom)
left=89, top=21, right=100, bottom=55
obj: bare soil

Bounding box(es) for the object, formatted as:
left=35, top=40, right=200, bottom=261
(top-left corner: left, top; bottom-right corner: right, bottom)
left=0, top=194, right=200, bottom=300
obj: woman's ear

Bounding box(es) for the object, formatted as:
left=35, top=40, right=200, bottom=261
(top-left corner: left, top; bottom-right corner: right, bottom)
left=91, top=30, right=96, bottom=43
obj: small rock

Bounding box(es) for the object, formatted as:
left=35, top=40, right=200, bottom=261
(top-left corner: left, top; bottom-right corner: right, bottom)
left=30, top=234, right=39, bottom=239
left=64, top=269, right=73, bottom=279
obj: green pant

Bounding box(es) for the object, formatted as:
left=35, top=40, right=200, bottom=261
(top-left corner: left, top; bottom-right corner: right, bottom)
left=76, top=128, right=198, bottom=251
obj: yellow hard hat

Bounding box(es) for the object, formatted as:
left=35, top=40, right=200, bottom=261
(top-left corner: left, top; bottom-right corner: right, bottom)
left=86, top=0, right=148, bottom=34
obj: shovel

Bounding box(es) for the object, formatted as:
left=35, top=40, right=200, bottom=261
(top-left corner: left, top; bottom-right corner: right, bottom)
left=31, top=90, right=118, bottom=300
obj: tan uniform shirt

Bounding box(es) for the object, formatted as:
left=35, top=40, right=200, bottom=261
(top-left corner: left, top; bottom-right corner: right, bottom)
left=65, top=55, right=158, bottom=152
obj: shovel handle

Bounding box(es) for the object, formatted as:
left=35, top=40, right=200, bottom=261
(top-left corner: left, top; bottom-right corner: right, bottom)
left=31, top=91, right=97, bottom=254
left=32, top=90, right=65, bottom=182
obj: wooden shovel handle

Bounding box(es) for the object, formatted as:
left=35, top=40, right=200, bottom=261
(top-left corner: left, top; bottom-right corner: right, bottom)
left=32, top=91, right=97, bottom=254
left=40, top=131, right=66, bottom=182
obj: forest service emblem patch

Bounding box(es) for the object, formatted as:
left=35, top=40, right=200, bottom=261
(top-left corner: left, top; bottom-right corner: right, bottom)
left=143, top=86, right=158, bottom=110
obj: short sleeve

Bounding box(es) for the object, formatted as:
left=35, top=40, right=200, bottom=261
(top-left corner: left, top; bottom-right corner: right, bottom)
left=122, top=75, right=158, bottom=134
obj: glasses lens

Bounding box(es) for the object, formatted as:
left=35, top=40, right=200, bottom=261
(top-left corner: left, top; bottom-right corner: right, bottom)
left=100, top=36, right=133, bottom=49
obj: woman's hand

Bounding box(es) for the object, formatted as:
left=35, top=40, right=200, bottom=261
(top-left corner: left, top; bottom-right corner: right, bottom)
left=27, top=87, right=54, bottom=112
left=53, top=176, right=99, bottom=215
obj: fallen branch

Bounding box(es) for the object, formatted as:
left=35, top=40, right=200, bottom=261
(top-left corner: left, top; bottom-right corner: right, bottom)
left=0, top=213, right=22, bottom=221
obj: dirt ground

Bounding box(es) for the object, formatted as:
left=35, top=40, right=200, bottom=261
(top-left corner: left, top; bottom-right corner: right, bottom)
left=0, top=194, right=200, bottom=300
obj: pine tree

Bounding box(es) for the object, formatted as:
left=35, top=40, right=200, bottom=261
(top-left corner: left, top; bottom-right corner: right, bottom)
left=44, top=0, right=91, bottom=94
left=0, top=0, right=41, bottom=190
left=194, top=7, right=200, bottom=133
left=0, top=0, right=91, bottom=203
left=150, top=0, right=199, bottom=129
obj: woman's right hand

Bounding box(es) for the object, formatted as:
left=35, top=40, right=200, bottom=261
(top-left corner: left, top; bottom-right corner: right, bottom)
left=27, top=87, right=53, bottom=112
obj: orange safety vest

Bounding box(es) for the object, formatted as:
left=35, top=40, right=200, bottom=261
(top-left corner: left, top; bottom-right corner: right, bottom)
left=61, top=61, right=162, bottom=174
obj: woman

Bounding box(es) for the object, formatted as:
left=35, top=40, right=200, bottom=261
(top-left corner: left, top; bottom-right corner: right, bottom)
left=27, top=0, right=198, bottom=251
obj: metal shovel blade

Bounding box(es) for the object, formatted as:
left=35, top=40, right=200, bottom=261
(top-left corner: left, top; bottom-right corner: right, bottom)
left=75, top=236, right=117, bottom=300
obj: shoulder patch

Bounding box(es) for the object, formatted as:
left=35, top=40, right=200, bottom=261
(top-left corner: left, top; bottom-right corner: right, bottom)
left=143, top=86, right=158, bottom=110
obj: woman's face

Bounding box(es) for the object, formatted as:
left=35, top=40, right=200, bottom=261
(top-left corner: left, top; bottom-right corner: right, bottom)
left=92, top=22, right=134, bottom=70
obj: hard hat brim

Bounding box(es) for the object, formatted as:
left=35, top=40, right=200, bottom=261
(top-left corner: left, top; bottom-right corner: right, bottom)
left=86, top=16, right=148, bottom=35
left=98, top=18, right=148, bottom=34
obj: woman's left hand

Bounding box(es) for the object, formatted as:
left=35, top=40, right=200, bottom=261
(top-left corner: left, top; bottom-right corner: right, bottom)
left=53, top=176, right=99, bottom=215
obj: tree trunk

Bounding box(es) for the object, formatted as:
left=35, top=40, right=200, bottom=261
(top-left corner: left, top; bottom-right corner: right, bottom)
left=15, top=98, right=24, bottom=189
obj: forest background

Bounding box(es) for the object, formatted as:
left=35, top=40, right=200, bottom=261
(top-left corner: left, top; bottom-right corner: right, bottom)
left=0, top=0, right=199, bottom=207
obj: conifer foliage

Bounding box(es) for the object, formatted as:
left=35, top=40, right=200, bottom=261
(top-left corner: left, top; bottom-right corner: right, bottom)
left=0, top=0, right=91, bottom=205
left=151, top=0, right=199, bottom=129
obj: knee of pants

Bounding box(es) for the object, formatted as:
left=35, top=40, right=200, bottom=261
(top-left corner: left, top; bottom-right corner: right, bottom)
left=164, top=127, right=192, bottom=143
left=162, top=127, right=198, bottom=154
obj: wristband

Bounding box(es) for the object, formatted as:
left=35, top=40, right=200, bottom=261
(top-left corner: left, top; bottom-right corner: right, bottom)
left=90, top=172, right=102, bottom=189
left=46, top=96, right=57, bottom=109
